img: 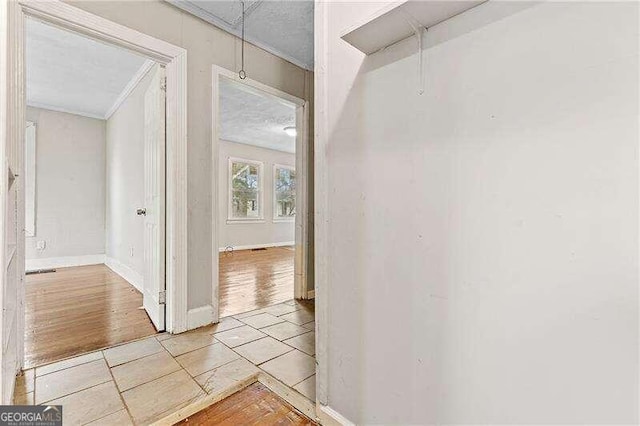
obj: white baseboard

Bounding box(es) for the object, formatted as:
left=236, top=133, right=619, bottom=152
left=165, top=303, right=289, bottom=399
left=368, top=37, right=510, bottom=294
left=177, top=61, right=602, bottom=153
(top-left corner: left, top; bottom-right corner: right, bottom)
left=187, top=305, right=214, bottom=330
left=317, top=405, right=354, bottom=426
left=307, top=289, right=315, bottom=299
left=105, top=257, right=143, bottom=293
left=26, top=254, right=105, bottom=271
left=218, top=241, right=295, bottom=252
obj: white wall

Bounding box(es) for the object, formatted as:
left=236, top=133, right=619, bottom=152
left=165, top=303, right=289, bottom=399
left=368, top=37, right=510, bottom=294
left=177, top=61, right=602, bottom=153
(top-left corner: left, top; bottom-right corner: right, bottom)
left=318, top=2, right=638, bottom=424
left=219, top=140, right=295, bottom=249
left=104, top=68, right=153, bottom=289
left=69, top=0, right=313, bottom=311
left=25, top=107, right=106, bottom=268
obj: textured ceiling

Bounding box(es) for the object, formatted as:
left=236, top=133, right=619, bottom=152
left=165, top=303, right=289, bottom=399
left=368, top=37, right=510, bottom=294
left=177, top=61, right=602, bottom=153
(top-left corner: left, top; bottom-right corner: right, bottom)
left=26, top=17, right=297, bottom=147
left=220, top=77, right=296, bottom=153
left=26, top=19, right=148, bottom=119
left=166, top=0, right=313, bottom=70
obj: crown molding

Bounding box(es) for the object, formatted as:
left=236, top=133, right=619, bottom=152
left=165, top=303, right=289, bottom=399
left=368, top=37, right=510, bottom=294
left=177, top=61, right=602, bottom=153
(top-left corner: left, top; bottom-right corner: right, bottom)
left=105, top=59, right=155, bottom=120
left=26, top=101, right=105, bottom=120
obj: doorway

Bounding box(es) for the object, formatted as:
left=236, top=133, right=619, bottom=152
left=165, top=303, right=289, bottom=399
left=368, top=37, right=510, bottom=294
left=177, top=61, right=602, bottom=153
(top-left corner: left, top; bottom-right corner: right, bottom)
left=22, top=18, right=167, bottom=367
left=1, top=0, right=189, bottom=404
left=210, top=67, right=316, bottom=407
left=211, top=66, right=310, bottom=321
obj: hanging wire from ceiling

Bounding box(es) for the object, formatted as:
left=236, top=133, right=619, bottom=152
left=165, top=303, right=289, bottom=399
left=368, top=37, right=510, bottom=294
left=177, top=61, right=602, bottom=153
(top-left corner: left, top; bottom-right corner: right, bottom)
left=239, top=0, right=247, bottom=79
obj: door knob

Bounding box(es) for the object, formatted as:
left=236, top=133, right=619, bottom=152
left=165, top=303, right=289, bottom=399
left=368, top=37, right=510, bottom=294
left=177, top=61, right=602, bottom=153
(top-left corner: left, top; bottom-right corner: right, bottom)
left=136, top=208, right=147, bottom=216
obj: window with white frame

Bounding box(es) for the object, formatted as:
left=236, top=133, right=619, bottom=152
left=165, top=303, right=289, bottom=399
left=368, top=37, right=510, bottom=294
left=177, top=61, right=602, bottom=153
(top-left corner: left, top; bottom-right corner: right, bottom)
left=274, top=165, right=295, bottom=220
left=25, top=122, right=36, bottom=237
left=228, top=158, right=263, bottom=220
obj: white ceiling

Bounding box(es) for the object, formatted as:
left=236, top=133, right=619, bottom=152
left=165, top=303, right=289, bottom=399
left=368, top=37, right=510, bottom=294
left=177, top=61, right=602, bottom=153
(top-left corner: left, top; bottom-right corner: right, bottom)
left=166, top=0, right=314, bottom=70
left=220, top=77, right=296, bottom=153
left=26, top=19, right=149, bottom=119
left=26, top=16, right=297, bottom=149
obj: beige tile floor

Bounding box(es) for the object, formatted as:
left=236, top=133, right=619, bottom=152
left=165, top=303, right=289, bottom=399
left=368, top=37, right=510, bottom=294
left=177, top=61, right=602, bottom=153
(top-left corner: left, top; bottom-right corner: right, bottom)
left=13, top=299, right=316, bottom=425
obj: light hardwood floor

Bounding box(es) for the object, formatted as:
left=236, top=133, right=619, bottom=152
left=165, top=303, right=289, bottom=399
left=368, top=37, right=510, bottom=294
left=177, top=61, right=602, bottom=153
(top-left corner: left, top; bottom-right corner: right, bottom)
left=24, top=264, right=157, bottom=368
left=176, top=382, right=316, bottom=425
left=219, top=247, right=294, bottom=318
left=23, top=247, right=294, bottom=367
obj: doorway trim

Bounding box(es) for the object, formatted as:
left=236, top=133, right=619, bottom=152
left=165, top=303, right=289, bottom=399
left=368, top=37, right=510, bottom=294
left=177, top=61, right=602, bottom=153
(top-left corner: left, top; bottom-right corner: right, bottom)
left=8, top=0, right=189, bottom=342
left=211, top=65, right=310, bottom=322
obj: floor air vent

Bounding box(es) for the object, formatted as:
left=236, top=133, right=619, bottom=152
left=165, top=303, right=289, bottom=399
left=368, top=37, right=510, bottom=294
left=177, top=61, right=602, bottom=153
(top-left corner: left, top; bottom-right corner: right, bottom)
left=26, top=268, right=57, bottom=275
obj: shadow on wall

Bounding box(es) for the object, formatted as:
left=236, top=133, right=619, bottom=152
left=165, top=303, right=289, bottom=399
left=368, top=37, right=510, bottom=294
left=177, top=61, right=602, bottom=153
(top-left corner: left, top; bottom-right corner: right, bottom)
left=363, top=2, right=539, bottom=74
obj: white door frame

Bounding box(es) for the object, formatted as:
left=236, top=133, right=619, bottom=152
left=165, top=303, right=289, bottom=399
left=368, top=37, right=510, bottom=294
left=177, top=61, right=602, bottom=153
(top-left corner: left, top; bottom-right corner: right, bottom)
left=5, top=1, right=190, bottom=346
left=313, top=0, right=329, bottom=411
left=211, top=65, right=310, bottom=322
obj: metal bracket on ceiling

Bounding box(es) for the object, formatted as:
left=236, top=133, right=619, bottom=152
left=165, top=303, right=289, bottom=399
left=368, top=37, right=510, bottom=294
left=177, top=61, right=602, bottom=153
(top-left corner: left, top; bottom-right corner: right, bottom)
left=231, top=0, right=263, bottom=28
left=399, top=11, right=427, bottom=95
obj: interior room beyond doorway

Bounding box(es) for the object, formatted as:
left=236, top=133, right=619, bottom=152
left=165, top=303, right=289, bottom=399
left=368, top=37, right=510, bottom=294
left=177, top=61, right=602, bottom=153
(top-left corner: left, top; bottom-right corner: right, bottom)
left=217, top=75, right=301, bottom=317
left=23, top=18, right=164, bottom=367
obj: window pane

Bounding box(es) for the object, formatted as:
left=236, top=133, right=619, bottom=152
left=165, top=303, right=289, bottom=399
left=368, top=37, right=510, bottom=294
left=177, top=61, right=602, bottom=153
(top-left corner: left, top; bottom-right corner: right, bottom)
left=275, top=167, right=295, bottom=218
left=25, top=122, right=36, bottom=236
left=231, top=161, right=261, bottom=218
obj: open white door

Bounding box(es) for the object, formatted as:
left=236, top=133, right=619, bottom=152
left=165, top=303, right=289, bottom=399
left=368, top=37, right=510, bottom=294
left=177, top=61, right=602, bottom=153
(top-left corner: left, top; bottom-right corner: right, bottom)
left=142, top=64, right=166, bottom=331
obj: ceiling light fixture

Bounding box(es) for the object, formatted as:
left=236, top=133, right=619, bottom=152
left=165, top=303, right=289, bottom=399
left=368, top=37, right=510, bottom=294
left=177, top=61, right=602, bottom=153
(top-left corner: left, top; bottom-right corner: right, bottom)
left=284, top=126, right=297, bottom=137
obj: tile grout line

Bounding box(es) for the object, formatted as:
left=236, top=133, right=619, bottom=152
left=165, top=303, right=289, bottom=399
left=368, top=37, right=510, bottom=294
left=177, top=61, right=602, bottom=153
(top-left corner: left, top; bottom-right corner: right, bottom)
left=43, top=351, right=126, bottom=424
left=28, top=332, right=161, bottom=373
left=91, top=338, right=207, bottom=424
left=80, top=409, right=128, bottom=426
left=110, top=345, right=180, bottom=394
left=104, top=347, right=138, bottom=426
left=159, top=329, right=221, bottom=357
left=238, top=312, right=316, bottom=400
left=182, top=317, right=246, bottom=336
left=32, top=335, right=161, bottom=379
left=35, top=358, right=112, bottom=406
left=169, top=314, right=287, bottom=353
left=290, top=371, right=317, bottom=389
left=152, top=348, right=243, bottom=423
left=184, top=340, right=314, bottom=405
left=105, top=354, right=138, bottom=425
left=108, top=341, right=167, bottom=368
left=34, top=356, right=100, bottom=380
left=221, top=315, right=316, bottom=359
left=259, top=353, right=316, bottom=391
left=158, top=319, right=246, bottom=355
left=38, top=378, right=112, bottom=407
left=182, top=341, right=250, bottom=381
left=111, top=336, right=215, bottom=425
left=263, top=331, right=310, bottom=341
left=229, top=301, right=304, bottom=321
